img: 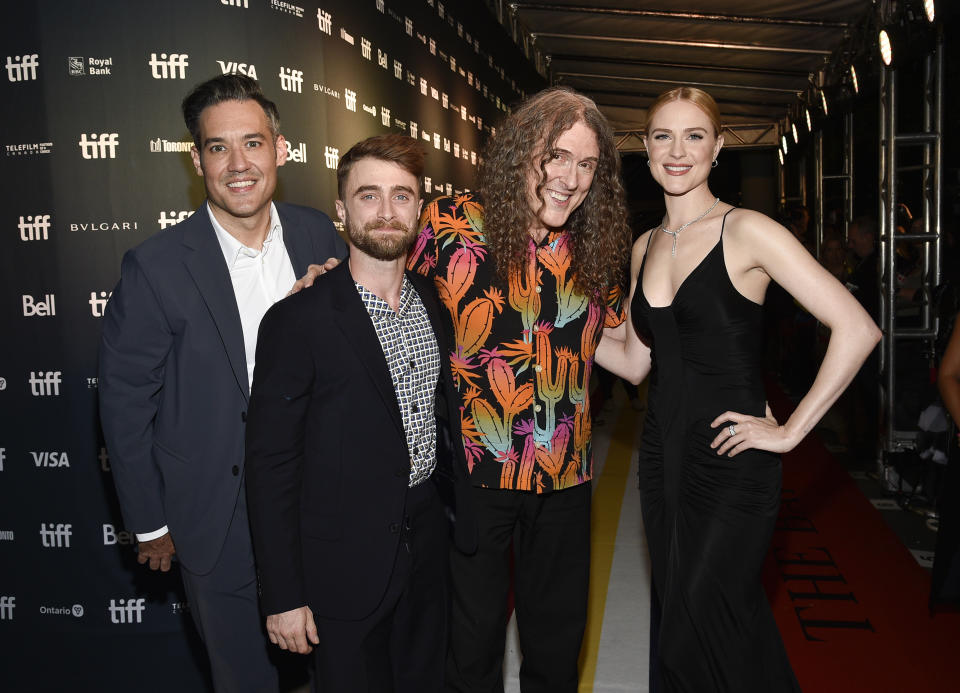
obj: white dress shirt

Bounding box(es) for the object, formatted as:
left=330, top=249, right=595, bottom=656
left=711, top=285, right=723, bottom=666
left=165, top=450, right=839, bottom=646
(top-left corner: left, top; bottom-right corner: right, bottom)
left=136, top=202, right=296, bottom=542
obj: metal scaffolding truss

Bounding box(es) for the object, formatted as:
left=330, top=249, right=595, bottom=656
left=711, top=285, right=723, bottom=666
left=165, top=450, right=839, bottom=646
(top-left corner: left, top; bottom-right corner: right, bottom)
left=614, top=122, right=779, bottom=153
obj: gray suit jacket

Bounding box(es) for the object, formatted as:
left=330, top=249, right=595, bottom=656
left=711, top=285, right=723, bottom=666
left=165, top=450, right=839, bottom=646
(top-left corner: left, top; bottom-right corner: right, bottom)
left=99, top=201, right=346, bottom=575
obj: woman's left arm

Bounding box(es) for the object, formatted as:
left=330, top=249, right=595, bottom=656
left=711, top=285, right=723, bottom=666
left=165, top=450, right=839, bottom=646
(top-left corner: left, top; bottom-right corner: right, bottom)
left=712, top=210, right=881, bottom=456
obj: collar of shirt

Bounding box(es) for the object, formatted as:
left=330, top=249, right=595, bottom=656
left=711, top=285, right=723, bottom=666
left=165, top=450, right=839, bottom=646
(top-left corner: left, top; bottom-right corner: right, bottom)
left=355, top=274, right=416, bottom=319
left=207, top=201, right=283, bottom=268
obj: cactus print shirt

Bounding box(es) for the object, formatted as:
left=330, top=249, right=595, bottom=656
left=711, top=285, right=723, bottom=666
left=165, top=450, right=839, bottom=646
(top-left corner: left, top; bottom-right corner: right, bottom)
left=407, top=193, right=625, bottom=493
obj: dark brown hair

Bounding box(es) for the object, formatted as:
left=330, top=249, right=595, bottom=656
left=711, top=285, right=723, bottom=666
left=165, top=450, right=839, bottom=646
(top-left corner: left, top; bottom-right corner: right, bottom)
left=337, top=134, right=425, bottom=199
left=182, top=73, right=280, bottom=149
left=479, top=87, right=630, bottom=299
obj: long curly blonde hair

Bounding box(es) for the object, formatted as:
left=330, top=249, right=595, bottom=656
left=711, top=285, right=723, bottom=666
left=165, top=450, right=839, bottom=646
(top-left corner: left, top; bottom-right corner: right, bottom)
left=479, top=87, right=630, bottom=300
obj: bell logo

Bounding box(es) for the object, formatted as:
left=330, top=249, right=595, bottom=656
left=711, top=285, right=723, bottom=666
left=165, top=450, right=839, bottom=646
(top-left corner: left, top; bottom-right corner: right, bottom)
left=0, top=596, right=15, bottom=620
left=31, top=451, right=70, bottom=468
left=284, top=141, right=306, bottom=163
left=29, top=371, right=62, bottom=396
left=102, top=524, right=136, bottom=546
left=216, top=61, right=257, bottom=80
left=6, top=54, right=38, bottom=82
left=22, top=294, right=56, bottom=317
left=39, top=523, right=72, bottom=548
left=78, top=133, right=119, bottom=159
left=89, top=291, right=111, bottom=317
left=149, top=53, right=188, bottom=79
left=317, top=9, right=332, bottom=34
left=108, top=598, right=146, bottom=624
left=279, top=67, right=302, bottom=93
left=158, top=211, right=192, bottom=229
left=19, top=214, right=51, bottom=241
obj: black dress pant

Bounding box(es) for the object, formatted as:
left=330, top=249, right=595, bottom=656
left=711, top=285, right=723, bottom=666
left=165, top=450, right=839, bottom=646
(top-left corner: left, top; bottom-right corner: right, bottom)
left=446, top=482, right=591, bottom=693
left=310, top=480, right=449, bottom=693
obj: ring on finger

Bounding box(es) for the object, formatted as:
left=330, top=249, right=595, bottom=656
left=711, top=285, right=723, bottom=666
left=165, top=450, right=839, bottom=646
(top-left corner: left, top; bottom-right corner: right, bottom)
left=728, top=424, right=736, bottom=437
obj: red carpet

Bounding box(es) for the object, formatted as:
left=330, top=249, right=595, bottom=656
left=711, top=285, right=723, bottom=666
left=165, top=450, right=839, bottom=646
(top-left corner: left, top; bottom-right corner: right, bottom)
left=764, top=389, right=960, bottom=692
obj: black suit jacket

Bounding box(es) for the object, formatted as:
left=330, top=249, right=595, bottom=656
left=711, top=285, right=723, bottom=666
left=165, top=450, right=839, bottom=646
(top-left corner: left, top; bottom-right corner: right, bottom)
left=244, top=261, right=476, bottom=620
left=99, top=202, right=346, bottom=575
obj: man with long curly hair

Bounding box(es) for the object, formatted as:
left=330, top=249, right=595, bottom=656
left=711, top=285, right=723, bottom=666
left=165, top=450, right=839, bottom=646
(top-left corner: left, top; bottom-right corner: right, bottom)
left=407, top=86, right=631, bottom=692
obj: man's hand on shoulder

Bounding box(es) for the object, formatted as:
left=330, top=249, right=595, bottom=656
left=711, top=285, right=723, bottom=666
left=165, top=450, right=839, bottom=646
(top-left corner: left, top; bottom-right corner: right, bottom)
left=136, top=533, right=176, bottom=572
left=266, top=605, right=320, bottom=654
left=287, top=257, right=340, bottom=296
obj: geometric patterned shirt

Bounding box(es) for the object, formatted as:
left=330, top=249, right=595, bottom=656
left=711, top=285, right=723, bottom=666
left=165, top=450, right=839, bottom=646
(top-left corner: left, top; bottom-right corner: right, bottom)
left=407, top=193, right=626, bottom=493
left=355, top=275, right=440, bottom=487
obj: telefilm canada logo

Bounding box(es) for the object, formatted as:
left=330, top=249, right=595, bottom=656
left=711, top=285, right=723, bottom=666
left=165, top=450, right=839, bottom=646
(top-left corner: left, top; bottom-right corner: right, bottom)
left=68, top=57, right=112, bottom=76
left=271, top=0, right=304, bottom=18
left=6, top=142, right=53, bottom=157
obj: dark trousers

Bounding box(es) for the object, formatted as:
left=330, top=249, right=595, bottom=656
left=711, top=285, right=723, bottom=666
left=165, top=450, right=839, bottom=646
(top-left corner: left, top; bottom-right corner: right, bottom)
left=180, top=491, right=279, bottom=693
left=446, top=483, right=591, bottom=693
left=311, top=480, right=449, bottom=693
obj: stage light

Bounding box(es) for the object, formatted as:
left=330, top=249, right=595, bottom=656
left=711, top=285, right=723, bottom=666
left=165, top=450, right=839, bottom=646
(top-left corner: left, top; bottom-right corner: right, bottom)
left=849, top=65, right=859, bottom=94
left=781, top=135, right=788, bottom=155
left=805, top=108, right=812, bottom=131
left=819, top=89, right=828, bottom=116
left=778, top=148, right=784, bottom=166
left=924, top=0, right=935, bottom=23
left=879, top=29, right=893, bottom=66
left=791, top=122, right=799, bottom=144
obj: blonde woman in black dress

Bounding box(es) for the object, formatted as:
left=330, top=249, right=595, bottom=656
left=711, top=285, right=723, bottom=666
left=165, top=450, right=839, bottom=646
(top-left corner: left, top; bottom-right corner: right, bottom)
left=596, top=87, right=880, bottom=692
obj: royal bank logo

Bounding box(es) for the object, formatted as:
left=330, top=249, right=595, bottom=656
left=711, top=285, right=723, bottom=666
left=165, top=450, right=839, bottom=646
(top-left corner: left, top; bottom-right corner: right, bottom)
left=279, top=66, right=303, bottom=93
left=271, top=0, right=304, bottom=18
left=103, top=524, right=135, bottom=546
left=284, top=140, right=306, bottom=163
left=68, top=57, right=112, bottom=76
left=6, top=142, right=53, bottom=156
left=0, top=597, right=15, bottom=620
left=70, top=220, right=139, bottom=232
left=324, top=146, right=339, bottom=169
left=40, top=523, right=72, bottom=548
left=317, top=8, right=332, bottom=34
left=22, top=294, right=56, bottom=317
left=89, top=291, right=111, bottom=317
left=361, top=38, right=372, bottom=61
left=108, top=598, right=145, bottom=624
left=19, top=214, right=51, bottom=241
left=6, top=54, right=38, bottom=82
left=148, top=52, right=189, bottom=79
left=149, top=138, right=192, bottom=153
left=217, top=60, right=257, bottom=79
left=221, top=0, right=248, bottom=6
left=344, top=88, right=356, bottom=112
left=78, top=133, right=119, bottom=159
left=158, top=210, right=192, bottom=229
left=29, top=371, right=62, bottom=396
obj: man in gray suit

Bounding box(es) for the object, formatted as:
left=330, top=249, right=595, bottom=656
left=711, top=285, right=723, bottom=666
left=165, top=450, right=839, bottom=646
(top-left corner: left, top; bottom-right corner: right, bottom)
left=98, top=73, right=345, bottom=692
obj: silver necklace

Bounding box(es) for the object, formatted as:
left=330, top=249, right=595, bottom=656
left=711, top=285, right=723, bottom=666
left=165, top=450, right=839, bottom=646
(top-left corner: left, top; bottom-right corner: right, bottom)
left=659, top=197, right=720, bottom=257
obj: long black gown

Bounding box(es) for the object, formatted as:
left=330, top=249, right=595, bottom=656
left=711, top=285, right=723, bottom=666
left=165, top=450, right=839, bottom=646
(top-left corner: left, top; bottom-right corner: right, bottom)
left=633, top=211, right=801, bottom=692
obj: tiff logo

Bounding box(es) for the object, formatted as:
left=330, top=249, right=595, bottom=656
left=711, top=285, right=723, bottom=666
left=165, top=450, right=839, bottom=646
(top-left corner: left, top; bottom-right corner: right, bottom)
left=317, top=9, right=332, bottom=34
left=381, top=108, right=391, bottom=128
left=344, top=89, right=356, bottom=112
left=29, top=371, right=62, bottom=396
left=19, top=214, right=51, bottom=241
left=158, top=211, right=192, bottom=229
left=109, top=598, right=145, bottom=624
left=78, top=133, right=119, bottom=159
left=361, top=38, right=372, bottom=61
left=0, top=596, right=14, bottom=620
left=0, top=448, right=5, bottom=472
left=409, top=121, right=418, bottom=138
left=89, top=291, right=112, bottom=317
left=279, top=67, right=303, bottom=93
left=221, top=0, right=248, bottom=6
left=148, top=53, right=189, bottom=79
left=393, top=59, right=402, bottom=80
left=324, top=146, right=339, bottom=169
left=39, top=523, right=72, bottom=548
left=99, top=447, right=110, bottom=472
left=22, top=294, right=56, bottom=317
left=6, top=54, right=38, bottom=82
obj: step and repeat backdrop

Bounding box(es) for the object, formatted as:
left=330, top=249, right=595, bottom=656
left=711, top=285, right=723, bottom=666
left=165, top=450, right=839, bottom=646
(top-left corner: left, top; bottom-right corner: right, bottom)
left=0, top=0, right=544, bottom=688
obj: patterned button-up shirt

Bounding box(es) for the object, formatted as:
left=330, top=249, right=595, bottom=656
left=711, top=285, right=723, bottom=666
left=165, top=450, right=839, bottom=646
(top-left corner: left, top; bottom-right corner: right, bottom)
left=356, top=276, right=441, bottom=487
left=407, top=193, right=625, bottom=493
